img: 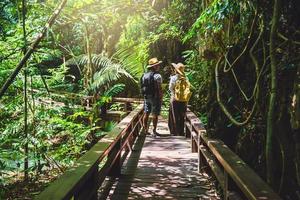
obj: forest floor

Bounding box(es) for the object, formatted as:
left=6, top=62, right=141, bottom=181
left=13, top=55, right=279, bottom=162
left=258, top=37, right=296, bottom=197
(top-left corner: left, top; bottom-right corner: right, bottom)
left=2, top=168, right=61, bottom=199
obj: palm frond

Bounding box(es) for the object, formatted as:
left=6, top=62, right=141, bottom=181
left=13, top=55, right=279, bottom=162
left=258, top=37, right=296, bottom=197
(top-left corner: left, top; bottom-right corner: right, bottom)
left=65, top=54, right=112, bottom=72
left=65, top=54, right=138, bottom=93
left=90, top=63, right=135, bottom=92
left=113, top=44, right=145, bottom=79
left=103, top=84, right=125, bottom=97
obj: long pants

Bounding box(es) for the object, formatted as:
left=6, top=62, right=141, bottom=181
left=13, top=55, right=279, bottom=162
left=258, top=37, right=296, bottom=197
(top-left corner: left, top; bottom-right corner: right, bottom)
left=168, top=100, right=187, bottom=136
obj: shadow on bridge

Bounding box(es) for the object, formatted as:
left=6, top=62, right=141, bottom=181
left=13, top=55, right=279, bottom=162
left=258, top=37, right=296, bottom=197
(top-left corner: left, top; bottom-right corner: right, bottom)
left=99, top=117, right=219, bottom=200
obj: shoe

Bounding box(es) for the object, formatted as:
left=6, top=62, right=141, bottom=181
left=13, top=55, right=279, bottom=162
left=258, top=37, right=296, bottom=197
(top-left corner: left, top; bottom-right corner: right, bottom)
left=151, top=133, right=157, bottom=138
left=153, top=131, right=160, bottom=137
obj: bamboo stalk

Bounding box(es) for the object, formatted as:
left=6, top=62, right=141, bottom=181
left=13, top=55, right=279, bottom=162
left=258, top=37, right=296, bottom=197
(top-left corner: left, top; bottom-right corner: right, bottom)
left=266, top=0, right=281, bottom=185
left=22, top=0, right=29, bottom=182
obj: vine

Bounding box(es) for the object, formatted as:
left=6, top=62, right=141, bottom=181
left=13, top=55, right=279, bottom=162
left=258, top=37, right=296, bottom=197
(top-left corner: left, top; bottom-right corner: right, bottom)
left=215, top=13, right=264, bottom=126
left=215, top=57, right=258, bottom=126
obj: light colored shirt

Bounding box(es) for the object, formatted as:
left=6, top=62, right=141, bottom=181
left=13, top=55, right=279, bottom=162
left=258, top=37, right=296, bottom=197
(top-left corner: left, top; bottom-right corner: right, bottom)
left=154, top=73, right=162, bottom=83
left=169, top=74, right=179, bottom=100
left=154, top=73, right=163, bottom=100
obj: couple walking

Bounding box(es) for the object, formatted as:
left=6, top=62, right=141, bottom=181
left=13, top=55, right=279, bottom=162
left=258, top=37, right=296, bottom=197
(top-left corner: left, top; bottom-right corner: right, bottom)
left=140, top=57, right=191, bottom=137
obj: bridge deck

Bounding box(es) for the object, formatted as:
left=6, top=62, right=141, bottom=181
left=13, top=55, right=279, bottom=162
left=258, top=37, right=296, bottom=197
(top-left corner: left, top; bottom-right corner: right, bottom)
left=99, top=117, right=220, bottom=200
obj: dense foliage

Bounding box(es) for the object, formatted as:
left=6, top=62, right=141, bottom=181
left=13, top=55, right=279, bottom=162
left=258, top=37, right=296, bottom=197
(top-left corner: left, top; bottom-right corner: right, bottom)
left=0, top=0, right=299, bottom=199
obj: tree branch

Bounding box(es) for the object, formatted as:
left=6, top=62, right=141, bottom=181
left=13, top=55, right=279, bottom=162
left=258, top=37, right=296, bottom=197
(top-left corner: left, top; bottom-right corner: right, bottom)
left=0, top=0, right=68, bottom=99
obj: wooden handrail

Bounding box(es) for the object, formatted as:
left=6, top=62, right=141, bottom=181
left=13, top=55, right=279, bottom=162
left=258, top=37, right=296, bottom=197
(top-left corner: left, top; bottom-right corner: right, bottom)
left=35, top=104, right=144, bottom=200
left=32, top=89, right=143, bottom=104
left=112, top=97, right=143, bottom=103
left=185, top=109, right=282, bottom=200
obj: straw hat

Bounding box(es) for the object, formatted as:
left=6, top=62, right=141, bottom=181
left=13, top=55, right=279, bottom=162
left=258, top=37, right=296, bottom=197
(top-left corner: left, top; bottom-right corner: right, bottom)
left=147, top=57, right=162, bottom=68
left=171, top=63, right=185, bottom=76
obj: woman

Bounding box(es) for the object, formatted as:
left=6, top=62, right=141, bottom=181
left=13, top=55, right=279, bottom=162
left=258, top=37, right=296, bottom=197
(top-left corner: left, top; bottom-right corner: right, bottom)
left=168, top=63, right=189, bottom=136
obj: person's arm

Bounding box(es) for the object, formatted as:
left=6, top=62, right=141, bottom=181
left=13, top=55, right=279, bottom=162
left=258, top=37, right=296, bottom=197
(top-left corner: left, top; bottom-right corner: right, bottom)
left=158, top=82, right=163, bottom=101
left=169, top=75, right=176, bottom=101
left=169, top=76, right=175, bottom=92
left=155, top=74, right=163, bottom=101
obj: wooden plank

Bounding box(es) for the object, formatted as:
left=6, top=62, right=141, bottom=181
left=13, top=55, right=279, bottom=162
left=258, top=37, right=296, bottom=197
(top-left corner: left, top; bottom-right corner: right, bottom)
left=112, top=97, right=143, bottom=103
left=191, top=131, right=198, bottom=144
left=191, top=131, right=198, bottom=152
left=108, top=140, right=121, bottom=177
left=185, top=122, right=192, bottom=138
left=199, top=144, right=225, bottom=187
left=75, top=167, right=98, bottom=200
left=208, top=141, right=282, bottom=200
left=186, top=109, right=205, bottom=131
left=32, top=89, right=142, bottom=104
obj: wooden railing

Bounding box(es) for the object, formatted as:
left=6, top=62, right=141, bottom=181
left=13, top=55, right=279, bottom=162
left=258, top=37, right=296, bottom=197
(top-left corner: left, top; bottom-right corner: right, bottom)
left=33, top=89, right=143, bottom=106
left=185, top=109, right=282, bottom=200
left=35, top=104, right=144, bottom=200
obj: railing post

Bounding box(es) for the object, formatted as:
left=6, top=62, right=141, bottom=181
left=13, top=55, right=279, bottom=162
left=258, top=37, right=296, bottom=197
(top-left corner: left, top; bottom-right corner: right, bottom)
left=185, top=122, right=188, bottom=137
left=128, top=121, right=135, bottom=148
left=137, top=114, right=141, bottom=134
left=191, top=128, right=198, bottom=153
left=139, top=113, right=144, bottom=135
left=90, top=167, right=99, bottom=200
left=108, top=139, right=121, bottom=177
left=198, top=130, right=206, bottom=173
left=185, top=119, right=190, bottom=138
left=198, top=133, right=201, bottom=173
left=134, top=117, right=140, bottom=136
left=191, top=134, right=197, bottom=153
left=125, top=102, right=132, bottom=112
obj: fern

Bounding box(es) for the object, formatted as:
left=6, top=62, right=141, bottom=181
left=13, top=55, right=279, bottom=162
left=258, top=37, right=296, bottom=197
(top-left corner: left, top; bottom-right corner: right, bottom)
left=90, top=63, right=134, bottom=92
left=103, top=84, right=125, bottom=97
left=65, top=54, right=136, bottom=92
left=66, top=54, right=113, bottom=72
left=113, top=43, right=145, bottom=79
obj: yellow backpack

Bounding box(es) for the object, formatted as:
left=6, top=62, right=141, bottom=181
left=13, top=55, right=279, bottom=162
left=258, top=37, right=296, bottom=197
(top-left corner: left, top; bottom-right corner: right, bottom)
left=174, top=76, right=192, bottom=102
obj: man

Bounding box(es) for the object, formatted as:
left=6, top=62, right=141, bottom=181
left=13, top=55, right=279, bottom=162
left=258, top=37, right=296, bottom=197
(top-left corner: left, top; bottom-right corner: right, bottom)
left=140, top=57, right=163, bottom=137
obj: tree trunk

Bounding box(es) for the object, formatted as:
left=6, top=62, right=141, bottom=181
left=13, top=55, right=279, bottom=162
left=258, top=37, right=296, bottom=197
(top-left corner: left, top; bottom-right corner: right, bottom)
left=22, top=0, right=29, bottom=182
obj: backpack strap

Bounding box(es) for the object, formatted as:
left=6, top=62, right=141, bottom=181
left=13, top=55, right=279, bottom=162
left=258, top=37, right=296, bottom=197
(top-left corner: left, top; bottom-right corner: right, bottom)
left=151, top=71, right=159, bottom=92
left=140, top=71, right=158, bottom=97
left=140, top=74, right=144, bottom=91
left=151, top=71, right=158, bottom=96
left=141, top=73, right=146, bottom=85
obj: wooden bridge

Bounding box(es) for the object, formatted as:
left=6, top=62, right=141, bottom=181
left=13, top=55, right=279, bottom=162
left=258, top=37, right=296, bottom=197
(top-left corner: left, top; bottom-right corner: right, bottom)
left=36, top=101, right=282, bottom=200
